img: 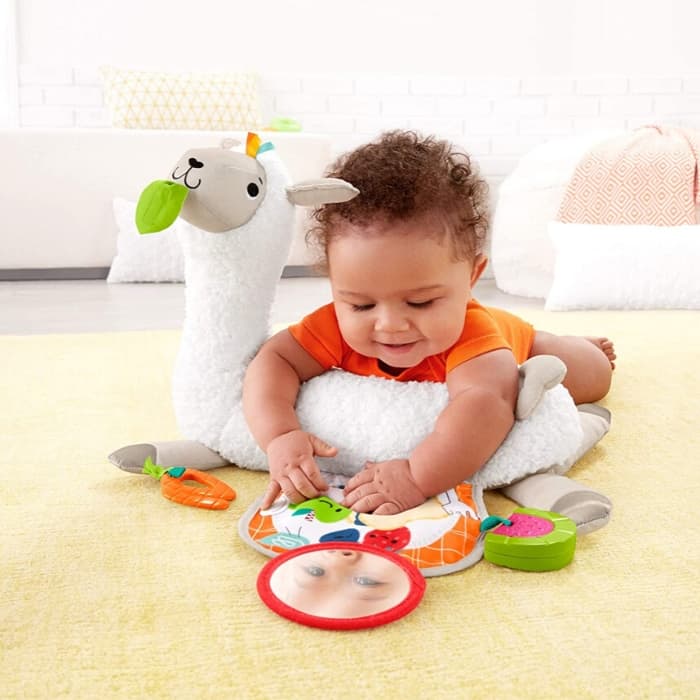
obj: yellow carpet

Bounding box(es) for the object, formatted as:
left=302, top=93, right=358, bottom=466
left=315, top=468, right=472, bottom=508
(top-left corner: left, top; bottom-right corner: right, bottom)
left=2, top=310, right=699, bottom=699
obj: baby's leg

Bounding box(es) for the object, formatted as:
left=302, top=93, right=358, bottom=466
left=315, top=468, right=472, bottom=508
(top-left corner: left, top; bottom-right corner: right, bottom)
left=529, top=331, right=615, bottom=404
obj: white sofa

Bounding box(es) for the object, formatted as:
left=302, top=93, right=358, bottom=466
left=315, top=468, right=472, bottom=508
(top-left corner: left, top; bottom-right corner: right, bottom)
left=0, top=129, right=332, bottom=278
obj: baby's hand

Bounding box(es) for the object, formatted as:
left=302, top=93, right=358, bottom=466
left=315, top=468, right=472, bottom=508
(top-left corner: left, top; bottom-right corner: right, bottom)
left=343, top=459, right=427, bottom=515
left=261, top=430, right=337, bottom=510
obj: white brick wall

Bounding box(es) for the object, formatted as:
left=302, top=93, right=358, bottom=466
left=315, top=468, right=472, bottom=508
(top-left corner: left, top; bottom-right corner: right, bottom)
left=15, top=65, right=700, bottom=183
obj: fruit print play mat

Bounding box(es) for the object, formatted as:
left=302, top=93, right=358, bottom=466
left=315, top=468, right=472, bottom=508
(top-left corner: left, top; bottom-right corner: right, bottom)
left=239, top=474, right=487, bottom=577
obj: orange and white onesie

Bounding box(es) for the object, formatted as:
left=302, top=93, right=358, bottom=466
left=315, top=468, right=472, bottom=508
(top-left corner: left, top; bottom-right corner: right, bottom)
left=289, top=299, right=535, bottom=380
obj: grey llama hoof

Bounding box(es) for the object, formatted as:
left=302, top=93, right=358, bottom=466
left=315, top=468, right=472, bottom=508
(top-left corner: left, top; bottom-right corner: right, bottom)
left=501, top=473, right=612, bottom=535
left=108, top=440, right=230, bottom=473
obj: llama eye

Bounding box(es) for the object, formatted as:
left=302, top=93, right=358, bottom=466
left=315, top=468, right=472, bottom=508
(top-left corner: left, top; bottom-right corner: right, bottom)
left=247, top=183, right=260, bottom=198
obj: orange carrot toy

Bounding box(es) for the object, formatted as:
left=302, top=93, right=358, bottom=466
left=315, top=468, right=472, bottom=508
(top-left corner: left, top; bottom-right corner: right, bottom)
left=143, top=456, right=236, bottom=510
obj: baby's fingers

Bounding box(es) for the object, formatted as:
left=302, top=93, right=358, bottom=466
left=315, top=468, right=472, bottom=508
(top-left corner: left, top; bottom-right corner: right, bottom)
left=372, top=502, right=401, bottom=516
left=299, top=457, right=329, bottom=493
left=308, top=434, right=338, bottom=458
left=288, top=467, right=325, bottom=501
left=261, top=480, right=282, bottom=511
left=343, top=476, right=376, bottom=509
left=345, top=463, right=374, bottom=493
left=345, top=491, right=386, bottom=514
left=277, top=475, right=307, bottom=504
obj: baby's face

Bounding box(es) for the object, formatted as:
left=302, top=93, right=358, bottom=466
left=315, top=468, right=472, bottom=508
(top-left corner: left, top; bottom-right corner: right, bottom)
left=328, top=217, right=484, bottom=371
left=273, top=548, right=410, bottom=619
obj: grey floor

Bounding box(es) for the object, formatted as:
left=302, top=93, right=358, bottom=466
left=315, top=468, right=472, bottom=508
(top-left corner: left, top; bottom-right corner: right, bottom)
left=0, top=277, right=543, bottom=335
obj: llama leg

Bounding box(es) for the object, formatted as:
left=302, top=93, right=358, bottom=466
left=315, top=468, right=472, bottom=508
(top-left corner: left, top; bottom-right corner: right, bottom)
left=500, top=404, right=612, bottom=534
left=500, top=473, right=612, bottom=534
left=109, top=440, right=230, bottom=473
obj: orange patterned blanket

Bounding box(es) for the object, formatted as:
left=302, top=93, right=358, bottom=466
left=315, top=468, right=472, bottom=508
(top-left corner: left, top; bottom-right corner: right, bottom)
left=557, top=125, right=700, bottom=226
left=239, top=478, right=487, bottom=577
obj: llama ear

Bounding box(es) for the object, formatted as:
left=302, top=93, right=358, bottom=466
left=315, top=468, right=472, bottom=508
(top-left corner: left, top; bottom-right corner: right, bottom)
left=286, top=178, right=359, bottom=207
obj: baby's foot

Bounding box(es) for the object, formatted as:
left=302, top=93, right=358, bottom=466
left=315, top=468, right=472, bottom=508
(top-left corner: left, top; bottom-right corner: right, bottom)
left=586, top=336, right=616, bottom=369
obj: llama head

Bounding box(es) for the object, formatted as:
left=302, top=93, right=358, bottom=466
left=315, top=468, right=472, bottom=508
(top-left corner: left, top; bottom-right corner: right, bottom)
left=135, top=133, right=359, bottom=235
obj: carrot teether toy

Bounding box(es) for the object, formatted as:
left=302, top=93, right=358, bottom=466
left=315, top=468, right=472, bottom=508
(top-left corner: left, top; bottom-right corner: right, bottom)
left=143, top=456, right=236, bottom=510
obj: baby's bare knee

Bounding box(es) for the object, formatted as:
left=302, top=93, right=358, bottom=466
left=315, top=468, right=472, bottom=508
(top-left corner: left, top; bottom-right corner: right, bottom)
left=530, top=331, right=612, bottom=404
left=530, top=330, right=574, bottom=359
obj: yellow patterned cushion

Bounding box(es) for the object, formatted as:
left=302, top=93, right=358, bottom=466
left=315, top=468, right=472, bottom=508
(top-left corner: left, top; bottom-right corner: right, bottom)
left=100, top=66, right=262, bottom=130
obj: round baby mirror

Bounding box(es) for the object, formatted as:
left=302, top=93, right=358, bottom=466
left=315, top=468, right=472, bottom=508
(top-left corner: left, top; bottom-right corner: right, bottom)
left=256, top=542, right=426, bottom=630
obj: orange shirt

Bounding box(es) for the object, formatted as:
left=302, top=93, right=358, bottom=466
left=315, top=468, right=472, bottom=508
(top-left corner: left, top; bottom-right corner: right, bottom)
left=288, top=299, right=535, bottom=382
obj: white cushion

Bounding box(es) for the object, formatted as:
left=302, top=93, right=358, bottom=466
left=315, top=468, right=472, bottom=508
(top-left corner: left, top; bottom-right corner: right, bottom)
left=490, top=131, right=624, bottom=298
left=107, top=198, right=185, bottom=283
left=545, top=222, right=700, bottom=310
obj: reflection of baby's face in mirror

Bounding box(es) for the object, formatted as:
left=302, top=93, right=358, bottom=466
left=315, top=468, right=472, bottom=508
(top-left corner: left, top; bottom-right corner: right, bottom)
left=270, top=549, right=411, bottom=619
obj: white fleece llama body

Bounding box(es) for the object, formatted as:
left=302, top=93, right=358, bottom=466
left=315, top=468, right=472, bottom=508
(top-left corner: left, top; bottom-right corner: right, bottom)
left=172, top=147, right=584, bottom=487
left=173, top=149, right=295, bottom=450
left=295, top=372, right=583, bottom=489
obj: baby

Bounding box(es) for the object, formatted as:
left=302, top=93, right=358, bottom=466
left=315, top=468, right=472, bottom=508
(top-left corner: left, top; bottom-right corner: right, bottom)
left=243, top=130, right=615, bottom=515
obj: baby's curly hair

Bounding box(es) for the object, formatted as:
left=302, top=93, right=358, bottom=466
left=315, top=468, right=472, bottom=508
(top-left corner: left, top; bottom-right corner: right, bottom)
left=307, top=130, right=490, bottom=268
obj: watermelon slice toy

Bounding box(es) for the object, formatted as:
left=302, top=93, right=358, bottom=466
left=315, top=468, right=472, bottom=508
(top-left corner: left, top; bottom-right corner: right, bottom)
left=481, top=507, right=577, bottom=571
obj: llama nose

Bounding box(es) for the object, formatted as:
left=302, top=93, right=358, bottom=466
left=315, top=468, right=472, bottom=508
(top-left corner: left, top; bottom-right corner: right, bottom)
left=188, top=158, right=204, bottom=168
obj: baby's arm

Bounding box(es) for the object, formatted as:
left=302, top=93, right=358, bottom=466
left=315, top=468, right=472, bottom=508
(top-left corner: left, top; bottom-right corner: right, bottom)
left=344, top=348, right=519, bottom=514
left=243, top=329, right=336, bottom=509
left=411, top=348, right=519, bottom=491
